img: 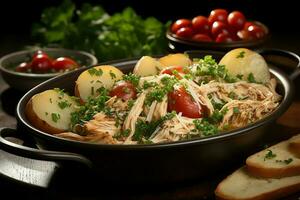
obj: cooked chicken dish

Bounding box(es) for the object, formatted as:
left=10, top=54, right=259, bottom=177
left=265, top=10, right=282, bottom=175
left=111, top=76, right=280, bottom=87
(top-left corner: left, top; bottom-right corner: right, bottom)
left=25, top=48, right=281, bottom=144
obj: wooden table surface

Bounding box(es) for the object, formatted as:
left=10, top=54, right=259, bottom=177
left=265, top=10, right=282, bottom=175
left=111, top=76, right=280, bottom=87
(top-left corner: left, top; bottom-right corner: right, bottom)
left=1, top=62, right=300, bottom=200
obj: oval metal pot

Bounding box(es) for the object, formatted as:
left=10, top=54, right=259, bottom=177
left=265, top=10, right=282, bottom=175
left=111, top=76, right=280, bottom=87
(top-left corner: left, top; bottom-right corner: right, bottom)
left=1, top=49, right=299, bottom=185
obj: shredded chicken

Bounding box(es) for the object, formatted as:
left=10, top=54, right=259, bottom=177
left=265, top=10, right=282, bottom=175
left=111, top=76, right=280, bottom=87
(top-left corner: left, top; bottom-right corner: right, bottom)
left=151, top=114, right=195, bottom=143
left=56, top=72, right=281, bottom=144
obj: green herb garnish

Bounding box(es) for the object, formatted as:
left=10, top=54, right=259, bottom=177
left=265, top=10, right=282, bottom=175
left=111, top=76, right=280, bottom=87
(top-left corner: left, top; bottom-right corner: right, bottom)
left=51, top=113, right=61, bottom=123
left=58, top=100, right=72, bottom=109
left=247, top=73, right=259, bottom=83
left=123, top=73, right=140, bottom=87
left=88, top=68, right=103, bottom=76
left=109, top=70, right=116, bottom=79
left=233, top=107, right=240, bottom=114
left=276, top=158, right=293, bottom=164
left=264, top=150, right=277, bottom=161
left=236, top=51, right=245, bottom=58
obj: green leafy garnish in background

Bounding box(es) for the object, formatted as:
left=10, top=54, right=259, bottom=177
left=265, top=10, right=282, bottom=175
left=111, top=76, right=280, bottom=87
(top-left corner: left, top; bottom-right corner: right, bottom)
left=32, top=0, right=169, bottom=61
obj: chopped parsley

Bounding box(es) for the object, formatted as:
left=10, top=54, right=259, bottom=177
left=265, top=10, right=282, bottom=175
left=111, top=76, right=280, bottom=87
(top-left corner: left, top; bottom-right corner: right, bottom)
left=192, top=119, right=218, bottom=137
left=276, top=158, right=293, bottom=165
left=114, top=129, right=130, bottom=139
left=88, top=68, right=103, bottom=76
left=228, top=91, right=238, bottom=99
left=58, top=100, right=72, bottom=109
left=194, top=55, right=238, bottom=83
left=236, top=51, right=245, bottom=58
left=127, top=99, right=135, bottom=109
left=236, top=74, right=243, bottom=80
left=145, top=76, right=178, bottom=106
left=143, top=81, right=158, bottom=89
left=132, top=112, right=175, bottom=143
left=264, top=150, right=277, bottom=161
left=45, top=112, right=48, bottom=116
left=209, top=95, right=226, bottom=110
left=233, top=107, right=240, bottom=114
left=54, top=88, right=65, bottom=97
left=49, top=98, right=53, bottom=103
left=109, top=70, right=116, bottom=79
left=123, top=73, right=140, bottom=87
left=51, top=113, right=61, bottom=123
left=247, top=73, right=259, bottom=83
left=70, top=87, right=109, bottom=127
left=91, top=86, right=95, bottom=95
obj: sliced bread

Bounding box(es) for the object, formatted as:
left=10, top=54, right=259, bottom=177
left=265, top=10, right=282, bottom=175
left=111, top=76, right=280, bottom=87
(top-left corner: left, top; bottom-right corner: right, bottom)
left=215, top=166, right=300, bottom=200
left=289, top=134, right=300, bottom=155
left=246, top=135, right=300, bottom=178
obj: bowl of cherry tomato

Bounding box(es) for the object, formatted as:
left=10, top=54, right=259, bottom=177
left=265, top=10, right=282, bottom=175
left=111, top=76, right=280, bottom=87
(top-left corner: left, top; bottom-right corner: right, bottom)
left=0, top=48, right=98, bottom=91
left=167, top=9, right=270, bottom=52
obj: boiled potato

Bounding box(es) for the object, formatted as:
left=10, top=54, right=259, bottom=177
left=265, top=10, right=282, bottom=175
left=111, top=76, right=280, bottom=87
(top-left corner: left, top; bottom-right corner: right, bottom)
left=219, top=48, right=270, bottom=83
left=159, top=53, right=192, bottom=68
left=133, top=56, right=163, bottom=77
left=75, top=65, right=123, bottom=102
left=25, top=89, right=79, bottom=134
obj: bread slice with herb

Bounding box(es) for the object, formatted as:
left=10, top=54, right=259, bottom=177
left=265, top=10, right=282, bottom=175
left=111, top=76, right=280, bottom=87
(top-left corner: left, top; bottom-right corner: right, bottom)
left=215, top=166, right=300, bottom=200
left=246, top=135, right=300, bottom=178
left=289, top=134, right=300, bottom=155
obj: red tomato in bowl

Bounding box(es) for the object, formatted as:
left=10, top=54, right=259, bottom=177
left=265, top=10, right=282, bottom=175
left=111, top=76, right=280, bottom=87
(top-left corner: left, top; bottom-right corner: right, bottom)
left=192, top=16, right=210, bottom=34
left=192, top=34, right=213, bottom=42
left=171, top=19, right=192, bottom=33
left=211, top=21, right=230, bottom=38
left=110, top=81, right=137, bottom=100
left=15, top=62, right=31, bottom=72
left=168, top=87, right=203, bottom=118
left=237, top=29, right=254, bottom=40
left=215, top=33, right=235, bottom=43
left=31, top=53, right=53, bottom=73
left=52, top=57, right=79, bottom=70
left=176, top=27, right=194, bottom=38
left=208, top=9, right=228, bottom=26
left=247, top=25, right=265, bottom=39
left=227, top=11, right=246, bottom=30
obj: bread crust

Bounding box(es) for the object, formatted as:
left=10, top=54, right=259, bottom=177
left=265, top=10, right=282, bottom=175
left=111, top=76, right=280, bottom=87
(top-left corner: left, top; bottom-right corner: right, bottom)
left=215, top=167, right=300, bottom=200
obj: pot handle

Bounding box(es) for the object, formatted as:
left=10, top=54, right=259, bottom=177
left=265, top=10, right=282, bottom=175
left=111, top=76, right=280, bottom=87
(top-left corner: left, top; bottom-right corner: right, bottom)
left=257, top=48, right=300, bottom=81
left=0, top=127, right=92, bottom=168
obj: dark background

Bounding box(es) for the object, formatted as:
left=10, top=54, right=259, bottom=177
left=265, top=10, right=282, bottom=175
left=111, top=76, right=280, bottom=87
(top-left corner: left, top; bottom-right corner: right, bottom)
left=0, top=0, right=299, bottom=56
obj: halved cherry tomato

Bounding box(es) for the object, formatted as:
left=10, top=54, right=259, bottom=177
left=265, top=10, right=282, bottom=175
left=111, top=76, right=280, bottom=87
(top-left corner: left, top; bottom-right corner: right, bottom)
left=176, top=27, right=194, bottom=38
left=110, top=81, right=137, bottom=100
left=161, top=66, right=189, bottom=79
left=52, top=57, right=79, bottom=71
left=227, top=11, right=246, bottom=30
left=192, top=33, right=213, bottom=42
left=171, top=19, right=192, bottom=33
left=192, top=16, right=210, bottom=34
left=31, top=53, right=53, bottom=73
left=168, top=87, right=203, bottom=118
left=208, top=9, right=228, bottom=26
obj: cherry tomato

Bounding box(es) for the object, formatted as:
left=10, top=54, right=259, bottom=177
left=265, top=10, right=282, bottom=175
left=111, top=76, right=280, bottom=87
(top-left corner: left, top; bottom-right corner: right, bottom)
left=227, top=11, right=246, bottom=30
left=211, top=21, right=230, bottom=38
left=243, top=21, right=255, bottom=30
left=192, top=16, right=210, bottom=34
left=168, top=87, right=203, bottom=118
left=247, top=25, right=265, bottom=39
left=52, top=57, right=79, bottom=71
left=208, top=9, right=228, bottom=26
left=237, top=29, right=254, bottom=40
left=109, top=81, right=137, bottom=100
left=192, top=34, right=213, bottom=42
left=32, top=50, right=48, bottom=58
left=31, top=53, right=53, bottom=73
left=15, top=62, right=31, bottom=72
left=176, top=27, right=194, bottom=38
left=171, top=19, right=192, bottom=33
left=161, top=66, right=189, bottom=79
left=215, top=33, right=235, bottom=43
